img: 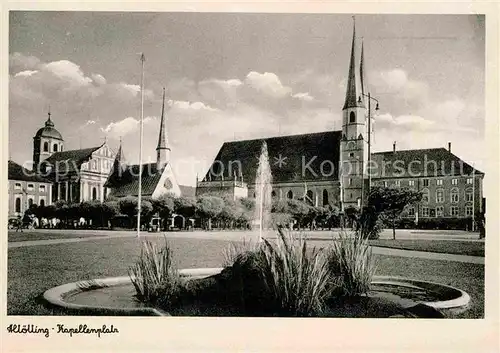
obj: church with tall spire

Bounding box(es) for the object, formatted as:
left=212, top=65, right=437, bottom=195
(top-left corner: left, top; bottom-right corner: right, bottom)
left=196, top=18, right=484, bottom=221
left=104, top=87, right=184, bottom=200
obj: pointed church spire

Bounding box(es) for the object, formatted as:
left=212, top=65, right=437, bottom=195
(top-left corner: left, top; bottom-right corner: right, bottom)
left=343, top=17, right=364, bottom=110
left=156, top=87, right=171, bottom=170
left=105, top=138, right=125, bottom=187
left=360, top=38, right=366, bottom=97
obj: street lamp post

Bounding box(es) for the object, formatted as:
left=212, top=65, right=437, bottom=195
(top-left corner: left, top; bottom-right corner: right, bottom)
left=358, top=93, right=379, bottom=206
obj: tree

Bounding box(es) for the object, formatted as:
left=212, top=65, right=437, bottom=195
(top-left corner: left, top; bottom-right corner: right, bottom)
left=102, top=201, right=120, bottom=227
left=153, top=194, right=176, bottom=220
left=369, top=187, right=423, bottom=240
left=220, top=197, right=240, bottom=229
left=196, top=196, right=224, bottom=230
left=286, top=199, right=311, bottom=229
left=174, top=196, right=196, bottom=219
left=119, top=196, right=138, bottom=227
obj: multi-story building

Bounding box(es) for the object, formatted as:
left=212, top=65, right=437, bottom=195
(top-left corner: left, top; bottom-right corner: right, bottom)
left=8, top=160, right=52, bottom=217
left=196, top=20, right=485, bottom=224
left=31, top=113, right=116, bottom=203
left=372, top=144, right=484, bottom=220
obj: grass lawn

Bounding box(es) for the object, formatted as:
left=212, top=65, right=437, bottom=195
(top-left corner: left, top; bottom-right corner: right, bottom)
left=7, top=236, right=484, bottom=318
left=368, top=239, right=484, bottom=257
left=7, top=230, right=130, bottom=243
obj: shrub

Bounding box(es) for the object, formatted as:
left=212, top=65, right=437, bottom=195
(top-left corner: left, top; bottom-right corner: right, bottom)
left=221, top=239, right=258, bottom=268
left=128, top=239, right=181, bottom=308
left=326, top=230, right=375, bottom=297
left=257, top=228, right=333, bottom=316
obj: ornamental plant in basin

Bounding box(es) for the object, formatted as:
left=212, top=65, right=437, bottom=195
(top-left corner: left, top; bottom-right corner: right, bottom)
left=128, top=238, right=182, bottom=309
left=326, top=230, right=375, bottom=297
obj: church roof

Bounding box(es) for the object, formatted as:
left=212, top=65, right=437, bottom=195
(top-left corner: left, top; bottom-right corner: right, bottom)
left=179, top=185, right=196, bottom=198
left=43, top=145, right=103, bottom=174
left=8, top=160, right=51, bottom=183
left=202, top=131, right=342, bottom=185
left=106, top=163, right=164, bottom=198
left=371, top=148, right=484, bottom=178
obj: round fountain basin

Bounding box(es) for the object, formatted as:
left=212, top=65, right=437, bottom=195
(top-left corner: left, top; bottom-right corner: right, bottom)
left=42, top=268, right=470, bottom=318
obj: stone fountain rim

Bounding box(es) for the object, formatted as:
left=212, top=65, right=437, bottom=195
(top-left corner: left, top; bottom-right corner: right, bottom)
left=42, top=268, right=470, bottom=316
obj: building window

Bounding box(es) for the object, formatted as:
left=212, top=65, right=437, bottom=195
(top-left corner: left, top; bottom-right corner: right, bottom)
left=423, top=179, right=429, bottom=187
left=271, top=190, right=276, bottom=198
left=43, top=142, right=49, bottom=152
left=28, top=197, right=34, bottom=207
left=349, top=152, right=354, bottom=158
left=349, top=111, right=355, bottom=123
left=92, top=187, right=98, bottom=201
left=422, top=207, right=429, bottom=217
left=27, top=183, right=34, bottom=191
left=465, top=205, right=473, bottom=216
left=436, top=206, right=444, bottom=217
left=450, top=188, right=459, bottom=203
left=450, top=206, right=459, bottom=217
left=60, top=145, right=63, bottom=151
left=465, top=188, right=473, bottom=202
left=408, top=180, right=415, bottom=187
left=39, top=185, right=46, bottom=193
left=383, top=181, right=388, bottom=187
left=348, top=178, right=352, bottom=186
left=436, top=189, right=444, bottom=203
left=452, top=178, right=458, bottom=185
left=394, top=180, right=400, bottom=187
left=322, top=189, right=329, bottom=206
left=436, top=179, right=443, bottom=186
left=15, top=197, right=22, bottom=213
left=14, top=182, right=21, bottom=190
left=407, top=207, right=415, bottom=217
left=53, top=143, right=58, bottom=152
left=421, top=188, right=429, bottom=203
left=466, top=178, right=473, bottom=184
left=40, top=198, right=45, bottom=207
left=287, top=190, right=293, bottom=199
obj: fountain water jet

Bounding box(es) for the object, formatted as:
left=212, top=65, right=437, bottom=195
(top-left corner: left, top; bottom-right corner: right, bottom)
left=254, top=141, right=273, bottom=242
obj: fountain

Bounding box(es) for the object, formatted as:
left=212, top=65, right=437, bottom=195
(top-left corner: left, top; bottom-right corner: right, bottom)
left=40, top=144, right=472, bottom=318
left=253, top=141, right=273, bottom=243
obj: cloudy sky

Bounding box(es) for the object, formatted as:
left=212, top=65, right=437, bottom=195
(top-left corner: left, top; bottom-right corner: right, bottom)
left=9, top=12, right=485, bottom=186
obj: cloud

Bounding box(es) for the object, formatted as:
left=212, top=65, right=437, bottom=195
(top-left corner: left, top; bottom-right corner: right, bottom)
left=119, top=83, right=141, bottom=95
left=245, top=71, right=292, bottom=98
left=9, top=52, right=41, bottom=72
left=91, top=73, right=107, bottom=85
left=101, top=116, right=158, bottom=138
left=14, top=70, right=38, bottom=78
left=168, top=100, right=218, bottom=112
left=292, top=92, right=315, bottom=102
left=375, top=113, right=434, bottom=130
left=43, top=60, right=93, bottom=87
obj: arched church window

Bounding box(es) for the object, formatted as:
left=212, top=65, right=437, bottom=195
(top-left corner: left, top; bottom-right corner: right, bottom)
left=349, top=112, right=356, bottom=123
left=322, top=189, right=329, bottom=206
left=53, top=143, right=58, bottom=152
left=43, top=142, right=49, bottom=152
left=287, top=190, right=293, bottom=199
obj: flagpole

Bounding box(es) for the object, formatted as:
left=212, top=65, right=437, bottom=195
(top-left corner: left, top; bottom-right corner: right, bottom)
left=137, top=53, right=145, bottom=238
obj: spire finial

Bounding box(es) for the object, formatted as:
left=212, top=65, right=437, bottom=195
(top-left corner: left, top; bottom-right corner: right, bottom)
left=156, top=86, right=170, bottom=169
left=343, top=15, right=364, bottom=110
left=45, top=105, right=55, bottom=127
left=360, top=36, right=366, bottom=97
